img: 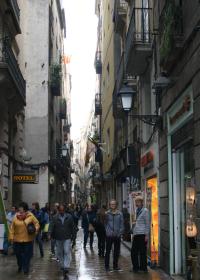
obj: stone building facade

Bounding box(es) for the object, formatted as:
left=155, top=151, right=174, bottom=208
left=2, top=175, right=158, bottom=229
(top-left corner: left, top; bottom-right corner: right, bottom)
left=94, top=0, right=200, bottom=277
left=0, top=0, right=26, bottom=208
left=12, top=0, right=72, bottom=207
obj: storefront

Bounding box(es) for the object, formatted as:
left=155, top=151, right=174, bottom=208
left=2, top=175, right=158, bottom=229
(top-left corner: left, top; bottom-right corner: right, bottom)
left=141, top=147, right=160, bottom=267
left=167, top=85, right=196, bottom=275
left=146, top=177, right=159, bottom=267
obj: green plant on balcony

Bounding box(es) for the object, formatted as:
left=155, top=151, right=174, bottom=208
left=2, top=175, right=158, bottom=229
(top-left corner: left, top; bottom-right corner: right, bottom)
left=160, top=1, right=182, bottom=64
left=50, top=63, right=62, bottom=95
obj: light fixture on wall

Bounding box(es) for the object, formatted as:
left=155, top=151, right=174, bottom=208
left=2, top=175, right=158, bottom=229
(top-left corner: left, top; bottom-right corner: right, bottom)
left=118, top=83, right=162, bottom=126
left=186, top=217, right=197, bottom=238
left=186, top=186, right=196, bottom=205
left=62, top=143, right=69, bottom=157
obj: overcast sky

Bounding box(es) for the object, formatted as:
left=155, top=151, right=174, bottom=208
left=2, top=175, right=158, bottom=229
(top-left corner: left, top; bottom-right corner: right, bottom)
left=63, top=0, right=98, bottom=140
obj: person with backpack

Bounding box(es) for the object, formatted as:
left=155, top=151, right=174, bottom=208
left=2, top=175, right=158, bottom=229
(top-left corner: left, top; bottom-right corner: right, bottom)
left=32, top=202, right=45, bottom=257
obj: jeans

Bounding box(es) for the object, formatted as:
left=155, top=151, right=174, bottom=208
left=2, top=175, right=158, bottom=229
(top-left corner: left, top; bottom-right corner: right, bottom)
left=83, top=229, right=94, bottom=247
left=56, top=239, right=71, bottom=269
left=51, top=239, right=56, bottom=255
left=105, top=236, right=121, bottom=269
left=14, top=242, right=33, bottom=273
left=131, top=234, right=147, bottom=271
left=36, top=231, right=44, bottom=257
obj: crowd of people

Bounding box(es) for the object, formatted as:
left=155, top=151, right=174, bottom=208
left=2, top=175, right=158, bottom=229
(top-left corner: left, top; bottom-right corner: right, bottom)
left=2, top=196, right=150, bottom=278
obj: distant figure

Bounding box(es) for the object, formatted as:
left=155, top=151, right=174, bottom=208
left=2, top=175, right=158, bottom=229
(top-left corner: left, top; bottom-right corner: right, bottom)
left=7, top=206, right=17, bottom=226
left=68, top=204, right=79, bottom=247
left=104, top=200, right=124, bottom=271
left=9, top=202, right=39, bottom=275
left=81, top=204, right=96, bottom=249
left=49, top=204, right=74, bottom=277
left=3, top=206, right=17, bottom=255
left=50, top=203, right=59, bottom=258
left=32, top=202, right=45, bottom=257
left=95, top=205, right=106, bottom=257
left=131, top=196, right=150, bottom=273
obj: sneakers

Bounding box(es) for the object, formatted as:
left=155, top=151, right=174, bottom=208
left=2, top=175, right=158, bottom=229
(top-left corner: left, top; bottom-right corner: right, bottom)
left=113, top=267, right=122, bottom=271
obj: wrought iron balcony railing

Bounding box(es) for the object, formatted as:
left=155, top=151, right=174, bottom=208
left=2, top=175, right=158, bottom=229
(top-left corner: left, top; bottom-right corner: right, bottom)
left=10, top=0, right=20, bottom=23
left=95, top=93, right=102, bottom=116
left=50, top=63, right=62, bottom=96
left=94, top=51, right=102, bottom=74
left=114, top=0, right=128, bottom=34
left=159, top=1, right=183, bottom=70
left=59, top=98, right=67, bottom=119
left=0, top=37, right=26, bottom=102
left=126, top=7, right=152, bottom=57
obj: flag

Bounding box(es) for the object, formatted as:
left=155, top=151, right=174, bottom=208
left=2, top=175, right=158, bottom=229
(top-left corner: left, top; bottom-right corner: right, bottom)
left=62, top=55, right=71, bottom=64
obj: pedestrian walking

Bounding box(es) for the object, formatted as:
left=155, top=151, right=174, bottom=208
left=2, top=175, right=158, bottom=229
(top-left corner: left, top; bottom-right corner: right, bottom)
left=81, top=204, right=96, bottom=249
left=41, top=203, right=50, bottom=242
left=95, top=205, right=106, bottom=257
left=49, top=204, right=74, bottom=277
left=68, top=204, right=79, bottom=247
left=104, top=199, right=124, bottom=272
left=50, top=202, right=59, bottom=258
left=131, top=196, right=150, bottom=273
left=32, top=202, right=46, bottom=257
left=9, top=202, right=40, bottom=275
left=3, top=206, right=17, bottom=255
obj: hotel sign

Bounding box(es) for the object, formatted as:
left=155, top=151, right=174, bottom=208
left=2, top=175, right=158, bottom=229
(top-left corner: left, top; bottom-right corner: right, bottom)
left=13, top=173, right=37, bottom=184
left=167, top=85, right=193, bottom=135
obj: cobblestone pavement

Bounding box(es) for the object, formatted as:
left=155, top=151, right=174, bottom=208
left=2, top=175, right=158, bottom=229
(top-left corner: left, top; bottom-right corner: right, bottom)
left=0, top=230, right=171, bottom=280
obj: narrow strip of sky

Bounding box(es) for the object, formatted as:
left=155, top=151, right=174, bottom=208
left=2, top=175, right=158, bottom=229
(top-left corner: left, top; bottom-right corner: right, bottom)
left=63, top=0, right=98, bottom=139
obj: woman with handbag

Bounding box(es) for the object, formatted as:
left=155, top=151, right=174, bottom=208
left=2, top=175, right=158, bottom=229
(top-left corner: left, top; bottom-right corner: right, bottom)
left=81, top=205, right=96, bottom=249
left=9, top=202, right=40, bottom=275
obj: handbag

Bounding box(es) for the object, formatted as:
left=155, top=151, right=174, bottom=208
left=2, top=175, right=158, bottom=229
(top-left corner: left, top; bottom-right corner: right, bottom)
left=24, top=221, right=36, bottom=235
left=89, top=223, right=95, bottom=232
left=87, top=214, right=95, bottom=232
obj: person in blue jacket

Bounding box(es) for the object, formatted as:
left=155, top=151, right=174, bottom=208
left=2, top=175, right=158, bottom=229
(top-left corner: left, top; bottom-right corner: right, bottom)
left=81, top=204, right=96, bottom=249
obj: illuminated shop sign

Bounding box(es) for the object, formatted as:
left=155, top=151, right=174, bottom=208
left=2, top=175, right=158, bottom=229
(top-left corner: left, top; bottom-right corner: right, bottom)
left=13, top=174, right=37, bottom=184
left=141, top=151, right=154, bottom=171
left=167, top=85, right=193, bottom=135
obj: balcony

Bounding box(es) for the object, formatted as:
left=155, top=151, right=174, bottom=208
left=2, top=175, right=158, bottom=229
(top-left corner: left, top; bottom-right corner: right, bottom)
left=125, top=7, right=152, bottom=75
left=94, top=51, right=102, bottom=74
left=59, top=98, right=66, bottom=119
left=114, top=0, right=128, bottom=34
left=0, top=37, right=26, bottom=105
left=50, top=63, right=62, bottom=96
left=95, top=93, right=102, bottom=116
left=159, top=1, right=183, bottom=71
left=3, top=0, right=21, bottom=35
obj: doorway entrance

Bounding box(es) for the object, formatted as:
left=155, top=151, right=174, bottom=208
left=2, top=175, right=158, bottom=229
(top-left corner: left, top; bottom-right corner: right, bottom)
left=172, top=142, right=194, bottom=275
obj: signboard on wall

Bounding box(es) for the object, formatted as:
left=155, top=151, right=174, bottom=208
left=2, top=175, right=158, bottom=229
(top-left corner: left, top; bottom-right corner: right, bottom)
left=167, top=85, right=193, bottom=135
left=13, top=172, right=38, bottom=184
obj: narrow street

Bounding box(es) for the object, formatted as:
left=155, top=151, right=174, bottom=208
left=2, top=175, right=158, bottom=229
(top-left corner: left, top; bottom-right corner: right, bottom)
left=0, top=230, right=170, bottom=280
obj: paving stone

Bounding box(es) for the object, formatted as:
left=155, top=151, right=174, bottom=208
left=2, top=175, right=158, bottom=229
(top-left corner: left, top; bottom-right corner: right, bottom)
left=0, top=229, right=171, bottom=280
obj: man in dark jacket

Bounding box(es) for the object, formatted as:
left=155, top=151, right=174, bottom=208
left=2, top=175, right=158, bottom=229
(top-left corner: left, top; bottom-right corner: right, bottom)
left=104, top=199, right=124, bottom=271
left=49, top=204, right=74, bottom=277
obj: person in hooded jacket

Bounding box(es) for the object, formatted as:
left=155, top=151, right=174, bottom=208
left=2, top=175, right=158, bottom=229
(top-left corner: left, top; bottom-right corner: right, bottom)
left=9, top=202, right=40, bottom=275
left=104, top=199, right=124, bottom=272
